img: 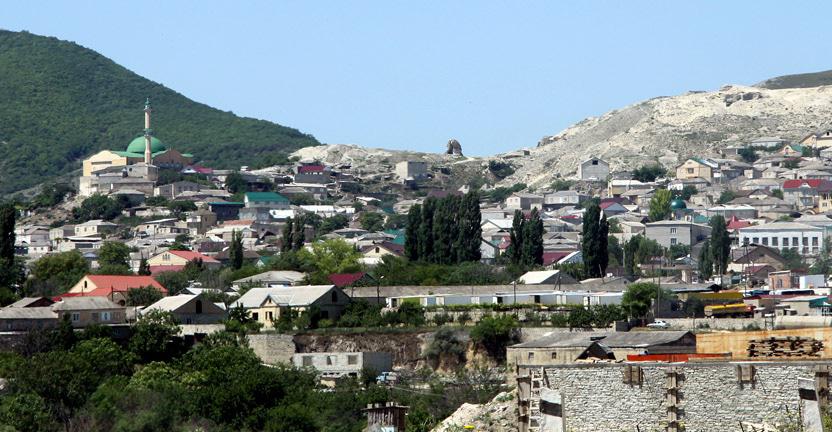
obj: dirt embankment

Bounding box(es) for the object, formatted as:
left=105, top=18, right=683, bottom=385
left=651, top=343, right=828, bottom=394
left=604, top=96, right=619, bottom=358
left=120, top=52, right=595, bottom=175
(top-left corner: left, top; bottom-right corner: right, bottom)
left=293, top=331, right=433, bottom=369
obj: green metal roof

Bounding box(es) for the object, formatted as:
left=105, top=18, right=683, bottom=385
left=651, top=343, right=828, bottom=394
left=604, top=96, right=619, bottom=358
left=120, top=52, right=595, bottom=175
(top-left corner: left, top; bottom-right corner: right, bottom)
left=384, top=229, right=405, bottom=245
left=126, top=136, right=166, bottom=154
left=208, top=201, right=244, bottom=206
left=244, top=192, right=289, bottom=203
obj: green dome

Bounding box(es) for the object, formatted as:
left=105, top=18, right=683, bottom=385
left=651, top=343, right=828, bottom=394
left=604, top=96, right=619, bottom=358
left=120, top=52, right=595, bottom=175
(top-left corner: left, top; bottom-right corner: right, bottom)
left=670, top=198, right=687, bottom=210
left=126, top=136, right=166, bottom=154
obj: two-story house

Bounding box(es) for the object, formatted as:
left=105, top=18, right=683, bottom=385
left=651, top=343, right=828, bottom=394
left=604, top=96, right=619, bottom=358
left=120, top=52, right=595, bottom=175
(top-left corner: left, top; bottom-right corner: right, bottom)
left=644, top=220, right=712, bottom=249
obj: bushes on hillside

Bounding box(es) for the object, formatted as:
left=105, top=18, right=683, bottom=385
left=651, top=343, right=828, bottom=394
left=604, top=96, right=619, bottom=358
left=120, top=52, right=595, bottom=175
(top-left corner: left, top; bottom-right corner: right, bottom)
left=470, top=315, right=519, bottom=362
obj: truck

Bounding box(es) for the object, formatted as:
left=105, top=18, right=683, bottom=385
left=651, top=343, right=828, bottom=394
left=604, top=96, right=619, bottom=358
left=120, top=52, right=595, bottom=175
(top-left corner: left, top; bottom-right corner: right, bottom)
left=704, top=303, right=755, bottom=318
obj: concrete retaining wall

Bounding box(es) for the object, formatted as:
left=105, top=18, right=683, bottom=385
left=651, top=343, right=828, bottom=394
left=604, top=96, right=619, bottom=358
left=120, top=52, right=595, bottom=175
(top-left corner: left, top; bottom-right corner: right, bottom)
left=664, top=317, right=767, bottom=331
left=523, top=361, right=828, bottom=432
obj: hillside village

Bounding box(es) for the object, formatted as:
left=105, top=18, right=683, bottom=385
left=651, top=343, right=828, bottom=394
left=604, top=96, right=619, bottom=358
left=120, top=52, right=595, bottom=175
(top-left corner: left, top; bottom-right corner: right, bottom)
left=5, top=96, right=832, bottom=430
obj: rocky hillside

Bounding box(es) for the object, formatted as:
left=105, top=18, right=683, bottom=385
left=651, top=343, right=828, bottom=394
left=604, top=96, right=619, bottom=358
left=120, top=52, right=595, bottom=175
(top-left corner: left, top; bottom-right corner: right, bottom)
left=498, top=83, right=832, bottom=189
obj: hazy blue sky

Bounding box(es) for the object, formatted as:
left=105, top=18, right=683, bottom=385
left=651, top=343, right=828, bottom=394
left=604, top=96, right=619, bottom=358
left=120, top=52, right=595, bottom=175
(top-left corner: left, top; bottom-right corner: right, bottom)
left=4, top=1, right=831, bottom=155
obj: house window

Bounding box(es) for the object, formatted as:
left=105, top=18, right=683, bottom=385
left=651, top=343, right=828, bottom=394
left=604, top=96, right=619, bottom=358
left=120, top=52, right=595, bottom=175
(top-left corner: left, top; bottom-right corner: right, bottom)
left=302, top=356, right=313, bottom=367
left=195, top=300, right=203, bottom=314
left=772, top=237, right=778, bottom=246
left=686, top=168, right=694, bottom=174
left=91, top=312, right=99, bottom=321
left=793, top=237, right=799, bottom=246
left=252, top=312, right=259, bottom=321
left=327, top=355, right=336, bottom=366
left=592, top=160, right=598, bottom=165
left=804, top=237, right=809, bottom=246
left=528, top=352, right=535, bottom=361
left=670, top=228, right=677, bottom=234
left=70, top=313, right=80, bottom=322
left=670, top=238, right=677, bottom=245
left=267, top=311, right=273, bottom=321
left=813, top=237, right=819, bottom=246
left=534, top=295, right=541, bottom=304
left=348, top=355, right=358, bottom=365
left=551, top=352, right=557, bottom=360
left=753, top=237, right=759, bottom=244
left=762, top=238, right=768, bottom=246
left=783, top=238, right=789, bottom=247
left=331, top=291, right=338, bottom=303
left=101, top=312, right=111, bottom=321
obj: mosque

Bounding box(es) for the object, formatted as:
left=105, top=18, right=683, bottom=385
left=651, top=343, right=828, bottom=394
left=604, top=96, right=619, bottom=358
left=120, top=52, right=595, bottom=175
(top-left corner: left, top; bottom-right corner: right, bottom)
left=79, top=99, right=193, bottom=197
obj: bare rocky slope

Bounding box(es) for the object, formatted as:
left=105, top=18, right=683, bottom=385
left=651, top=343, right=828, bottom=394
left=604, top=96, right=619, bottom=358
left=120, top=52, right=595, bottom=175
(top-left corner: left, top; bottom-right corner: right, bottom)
left=500, top=84, right=832, bottom=189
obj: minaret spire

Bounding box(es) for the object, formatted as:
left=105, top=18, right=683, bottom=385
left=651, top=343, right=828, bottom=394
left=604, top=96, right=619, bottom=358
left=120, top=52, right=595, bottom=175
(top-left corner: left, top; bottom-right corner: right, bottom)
left=143, top=98, right=153, bottom=165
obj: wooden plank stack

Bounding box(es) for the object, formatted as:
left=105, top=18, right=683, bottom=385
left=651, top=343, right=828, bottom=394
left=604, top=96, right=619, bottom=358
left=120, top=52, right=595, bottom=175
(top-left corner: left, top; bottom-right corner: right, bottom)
left=747, top=336, right=824, bottom=358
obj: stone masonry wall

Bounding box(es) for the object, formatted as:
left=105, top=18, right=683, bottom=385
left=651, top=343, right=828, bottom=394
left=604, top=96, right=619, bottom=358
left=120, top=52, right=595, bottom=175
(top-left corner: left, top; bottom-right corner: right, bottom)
left=532, top=362, right=828, bottom=432
left=247, top=333, right=295, bottom=365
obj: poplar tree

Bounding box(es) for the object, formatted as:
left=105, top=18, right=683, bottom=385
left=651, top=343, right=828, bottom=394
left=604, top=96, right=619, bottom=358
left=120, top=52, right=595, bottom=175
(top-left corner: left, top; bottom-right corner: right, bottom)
left=526, top=208, right=544, bottom=266
left=699, top=239, right=713, bottom=279
left=404, top=204, right=422, bottom=260
left=457, top=191, right=482, bottom=262
left=582, top=202, right=605, bottom=278
left=418, top=198, right=436, bottom=263
left=709, top=215, right=730, bottom=276
left=0, top=204, right=17, bottom=289
left=292, top=215, right=306, bottom=251
left=599, top=213, right=610, bottom=276
left=281, top=217, right=294, bottom=253
left=507, top=210, right=525, bottom=265
left=229, top=230, right=244, bottom=270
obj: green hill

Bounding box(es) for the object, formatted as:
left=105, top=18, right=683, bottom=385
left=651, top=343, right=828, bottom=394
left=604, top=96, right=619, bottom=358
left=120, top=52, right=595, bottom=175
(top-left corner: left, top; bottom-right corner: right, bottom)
left=755, top=69, right=832, bottom=90
left=0, top=30, right=319, bottom=194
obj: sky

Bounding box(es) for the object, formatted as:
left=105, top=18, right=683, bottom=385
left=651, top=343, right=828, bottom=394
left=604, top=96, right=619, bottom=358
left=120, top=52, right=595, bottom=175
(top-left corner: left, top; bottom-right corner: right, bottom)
left=4, top=1, right=832, bottom=156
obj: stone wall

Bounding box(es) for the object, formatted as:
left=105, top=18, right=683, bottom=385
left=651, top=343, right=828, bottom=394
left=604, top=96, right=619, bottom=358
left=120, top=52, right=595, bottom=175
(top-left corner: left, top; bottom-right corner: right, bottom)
left=247, top=333, right=295, bottom=365
left=664, top=317, right=766, bottom=331
left=520, top=361, right=830, bottom=432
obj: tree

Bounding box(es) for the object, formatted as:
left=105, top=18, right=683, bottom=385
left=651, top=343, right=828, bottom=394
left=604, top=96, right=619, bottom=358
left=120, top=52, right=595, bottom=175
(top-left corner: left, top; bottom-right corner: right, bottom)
left=167, top=200, right=197, bottom=218
left=297, top=239, right=361, bottom=283
left=418, top=198, right=436, bottom=263
left=153, top=271, right=189, bottom=295
left=229, top=230, right=244, bottom=270
left=359, top=212, right=384, bottom=232
left=129, top=310, right=180, bottom=362
left=648, top=189, right=672, bottom=222
left=470, top=315, right=519, bottom=362
left=225, top=171, right=247, bottom=193
left=771, top=189, right=784, bottom=199
left=582, top=202, right=608, bottom=277
left=523, top=208, right=544, bottom=266
left=97, top=241, right=131, bottom=274
left=709, top=215, right=731, bottom=276
left=72, top=194, right=125, bottom=221
left=717, top=190, right=736, bottom=204
left=506, top=210, right=525, bottom=265
left=632, top=164, right=666, bottom=182
left=457, top=191, right=482, bottom=263
left=738, top=147, right=758, bottom=163
left=318, top=214, right=349, bottom=236
left=668, top=244, right=691, bottom=259
left=27, top=251, right=89, bottom=295
left=622, top=282, right=660, bottom=319
left=781, top=248, right=805, bottom=271
left=281, top=217, right=294, bottom=253
left=698, top=239, right=713, bottom=280
left=126, top=286, right=164, bottom=306
left=0, top=203, right=19, bottom=290
left=292, top=215, right=306, bottom=251
left=404, top=204, right=421, bottom=260
left=138, top=258, right=151, bottom=276
left=680, top=185, right=698, bottom=200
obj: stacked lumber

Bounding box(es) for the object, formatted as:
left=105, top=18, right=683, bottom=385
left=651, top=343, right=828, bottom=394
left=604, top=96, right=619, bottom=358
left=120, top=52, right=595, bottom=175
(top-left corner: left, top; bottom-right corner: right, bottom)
left=747, top=336, right=823, bottom=358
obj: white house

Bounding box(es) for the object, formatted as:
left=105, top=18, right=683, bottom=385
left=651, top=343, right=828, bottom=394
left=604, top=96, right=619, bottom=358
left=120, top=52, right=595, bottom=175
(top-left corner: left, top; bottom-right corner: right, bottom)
left=738, top=222, right=823, bottom=256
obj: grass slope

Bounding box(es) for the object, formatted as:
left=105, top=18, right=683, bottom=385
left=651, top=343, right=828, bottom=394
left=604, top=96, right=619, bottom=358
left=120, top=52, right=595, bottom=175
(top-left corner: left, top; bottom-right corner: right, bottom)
left=0, top=30, right=318, bottom=194
left=755, top=69, right=832, bottom=90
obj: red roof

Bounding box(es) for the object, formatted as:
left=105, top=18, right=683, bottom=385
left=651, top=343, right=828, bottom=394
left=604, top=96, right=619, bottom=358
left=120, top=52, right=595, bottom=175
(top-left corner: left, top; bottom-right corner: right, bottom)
left=85, top=275, right=167, bottom=293
left=167, top=250, right=219, bottom=263
left=298, top=165, right=325, bottom=173
left=726, top=216, right=752, bottom=230
left=542, top=251, right=570, bottom=266
left=189, top=164, right=213, bottom=174
left=222, top=219, right=255, bottom=226
left=783, top=179, right=832, bottom=191
left=328, top=272, right=367, bottom=288
left=149, top=265, right=186, bottom=275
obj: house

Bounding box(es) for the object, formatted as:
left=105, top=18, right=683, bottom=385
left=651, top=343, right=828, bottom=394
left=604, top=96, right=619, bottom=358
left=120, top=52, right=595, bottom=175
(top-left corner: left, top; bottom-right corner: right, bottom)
left=543, top=191, right=587, bottom=209
left=676, top=158, right=716, bottom=181
left=52, top=297, right=126, bottom=328
left=143, top=294, right=226, bottom=324
left=207, top=201, right=245, bottom=221
left=328, top=272, right=369, bottom=289
left=738, top=222, right=824, bottom=256
left=780, top=143, right=806, bottom=157
left=517, top=270, right=578, bottom=285
left=147, top=250, right=221, bottom=273
left=395, top=161, right=429, bottom=181
left=750, top=136, right=788, bottom=150
left=292, top=352, right=393, bottom=386
left=214, top=249, right=261, bottom=266
left=66, top=275, right=168, bottom=306
left=243, top=192, right=290, bottom=209
left=359, top=241, right=405, bottom=265
left=8, top=297, right=55, bottom=308
left=0, top=307, right=59, bottom=331
left=779, top=295, right=831, bottom=316
left=782, top=179, right=832, bottom=211
left=232, top=270, right=307, bottom=289
left=505, top=193, right=544, bottom=211
left=703, top=205, right=758, bottom=220
left=294, top=165, right=330, bottom=184
left=74, top=220, right=118, bottom=237
left=232, top=285, right=351, bottom=328
left=728, top=245, right=788, bottom=273
left=578, top=157, right=609, bottom=181
left=644, top=220, right=712, bottom=249
left=794, top=214, right=832, bottom=239
left=801, top=131, right=832, bottom=148
left=542, top=251, right=582, bottom=268
left=599, top=201, right=628, bottom=217
left=154, top=181, right=200, bottom=199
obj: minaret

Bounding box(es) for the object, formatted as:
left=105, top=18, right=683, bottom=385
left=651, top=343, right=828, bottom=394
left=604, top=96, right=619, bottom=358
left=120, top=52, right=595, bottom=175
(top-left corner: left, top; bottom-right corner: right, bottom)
left=143, top=98, right=153, bottom=165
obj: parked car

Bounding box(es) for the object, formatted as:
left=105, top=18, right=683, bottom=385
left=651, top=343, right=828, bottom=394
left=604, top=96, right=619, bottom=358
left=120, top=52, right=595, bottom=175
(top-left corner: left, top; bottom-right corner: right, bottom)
left=646, top=320, right=670, bottom=329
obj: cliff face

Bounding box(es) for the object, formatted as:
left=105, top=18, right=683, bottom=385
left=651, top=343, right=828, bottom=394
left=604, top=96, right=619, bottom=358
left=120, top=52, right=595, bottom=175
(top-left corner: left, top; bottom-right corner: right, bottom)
left=497, top=84, right=832, bottom=188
